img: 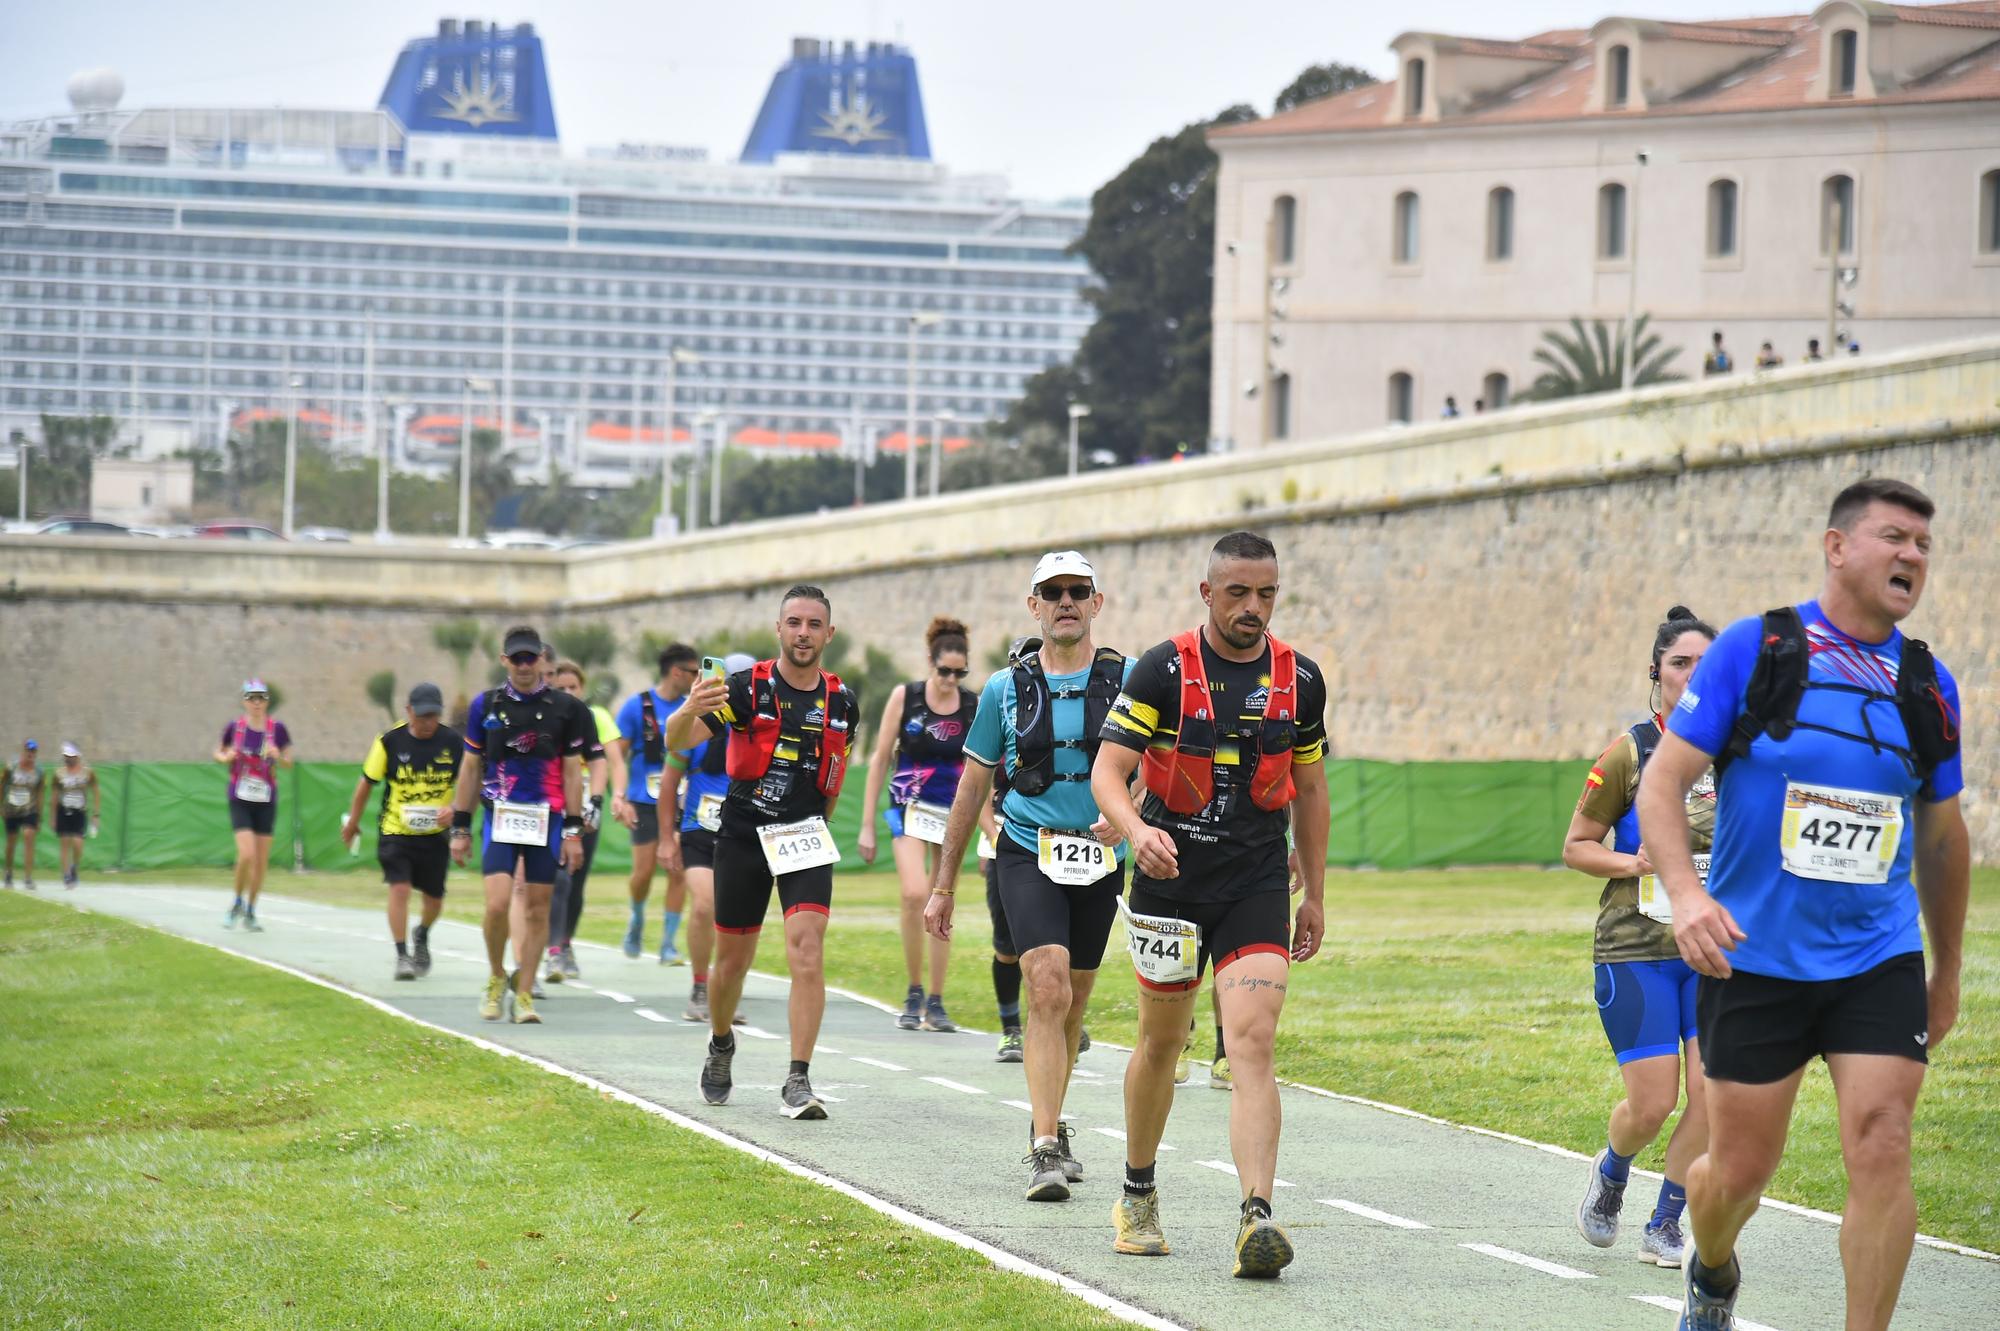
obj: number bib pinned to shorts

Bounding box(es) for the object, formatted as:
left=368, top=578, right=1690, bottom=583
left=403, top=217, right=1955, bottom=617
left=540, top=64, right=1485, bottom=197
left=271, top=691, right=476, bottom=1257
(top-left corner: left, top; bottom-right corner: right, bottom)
left=1637, top=853, right=1708, bottom=924
left=1037, top=828, right=1113, bottom=886
left=235, top=775, right=273, bottom=804
left=1120, top=900, right=1200, bottom=987
left=758, top=816, right=840, bottom=876
left=1780, top=782, right=1903, bottom=885
left=493, top=800, right=551, bottom=847
left=902, top=801, right=950, bottom=846
left=695, top=793, right=724, bottom=833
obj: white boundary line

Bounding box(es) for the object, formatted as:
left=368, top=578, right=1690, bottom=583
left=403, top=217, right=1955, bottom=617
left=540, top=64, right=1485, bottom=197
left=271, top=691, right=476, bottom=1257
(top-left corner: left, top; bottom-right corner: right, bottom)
left=1460, top=1243, right=1595, bottom=1281
left=65, top=903, right=1186, bottom=1331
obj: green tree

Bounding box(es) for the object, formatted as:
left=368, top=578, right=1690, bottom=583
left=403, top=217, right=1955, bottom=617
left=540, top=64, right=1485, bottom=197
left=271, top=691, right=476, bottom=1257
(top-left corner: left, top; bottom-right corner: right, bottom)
left=0, top=416, right=125, bottom=520
left=432, top=618, right=483, bottom=716
left=1519, top=315, right=1685, bottom=401
left=364, top=670, right=398, bottom=722
left=1274, top=61, right=1377, bottom=112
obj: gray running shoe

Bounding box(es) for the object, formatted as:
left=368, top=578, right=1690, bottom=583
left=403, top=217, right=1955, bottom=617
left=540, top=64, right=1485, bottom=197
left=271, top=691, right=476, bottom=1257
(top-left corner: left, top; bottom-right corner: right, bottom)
left=23, top=879, right=35, bottom=892
left=394, top=953, right=417, bottom=981
left=896, top=987, right=922, bottom=1031
left=241, top=913, right=262, bottom=932
left=1024, top=1141, right=1071, bottom=1202
left=412, top=935, right=432, bottom=977
left=683, top=981, right=711, bottom=1023
left=1577, top=1150, right=1627, bottom=1249
left=2, top=874, right=11, bottom=889
left=543, top=950, right=565, bottom=986
left=995, top=1026, right=1024, bottom=1063
left=780, top=1072, right=827, bottom=1121
left=922, top=996, right=957, bottom=1033
left=1078, top=1027, right=1092, bottom=1053
left=1056, top=1121, right=1084, bottom=1183
left=1678, top=1253, right=1741, bottom=1330
left=224, top=900, right=241, bottom=928
left=561, top=945, right=580, bottom=980
left=1642, top=1218, right=1687, bottom=1268
left=700, top=1040, right=734, bottom=1105
left=530, top=975, right=547, bottom=1000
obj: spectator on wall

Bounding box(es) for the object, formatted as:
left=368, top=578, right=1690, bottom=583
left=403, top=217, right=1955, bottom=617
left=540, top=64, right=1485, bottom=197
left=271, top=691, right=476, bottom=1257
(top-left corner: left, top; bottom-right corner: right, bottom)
left=1703, top=331, right=1733, bottom=376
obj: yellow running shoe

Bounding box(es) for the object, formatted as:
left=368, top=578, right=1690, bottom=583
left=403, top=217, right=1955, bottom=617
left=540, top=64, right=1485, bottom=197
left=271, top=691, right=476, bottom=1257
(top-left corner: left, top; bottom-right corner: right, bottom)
left=1174, top=1030, right=1192, bottom=1086
left=480, top=975, right=505, bottom=1021
left=1210, top=1056, right=1233, bottom=1090
left=1232, top=1210, right=1295, bottom=1278
left=511, top=986, right=541, bottom=1024
left=1112, top=1191, right=1171, bottom=1256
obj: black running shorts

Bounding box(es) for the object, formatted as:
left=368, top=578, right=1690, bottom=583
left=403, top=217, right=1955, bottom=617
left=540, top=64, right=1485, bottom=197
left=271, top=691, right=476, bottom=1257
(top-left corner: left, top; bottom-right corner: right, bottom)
left=712, top=825, right=834, bottom=934
left=379, top=833, right=450, bottom=898
left=54, top=808, right=89, bottom=838
left=630, top=802, right=661, bottom=847
left=984, top=854, right=1016, bottom=959
left=1122, top=885, right=1292, bottom=992
left=680, top=827, right=717, bottom=871
left=991, top=829, right=1123, bottom=970
left=4, top=813, right=40, bottom=833
left=228, top=796, right=278, bottom=837
left=1697, top=951, right=1929, bottom=1084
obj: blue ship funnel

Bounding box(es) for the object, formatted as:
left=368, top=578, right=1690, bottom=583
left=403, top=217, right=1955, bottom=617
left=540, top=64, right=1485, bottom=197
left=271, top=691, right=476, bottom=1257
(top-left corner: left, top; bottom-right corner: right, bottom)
left=741, top=37, right=931, bottom=164
left=379, top=19, right=558, bottom=139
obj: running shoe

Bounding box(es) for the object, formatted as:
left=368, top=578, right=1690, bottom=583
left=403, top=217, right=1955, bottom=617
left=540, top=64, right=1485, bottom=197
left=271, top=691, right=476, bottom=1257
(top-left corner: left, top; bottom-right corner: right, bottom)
left=2, top=874, right=11, bottom=889
left=700, top=1039, right=734, bottom=1105
left=241, top=913, right=262, bottom=932
left=480, top=975, right=506, bottom=1021
left=510, top=987, right=541, bottom=1025
left=560, top=945, right=580, bottom=980
left=922, top=996, right=957, bottom=1033
left=1233, top=1208, right=1296, bottom=1278
left=1055, top=1121, right=1083, bottom=1183
left=1678, top=1253, right=1741, bottom=1330
left=683, top=980, right=710, bottom=1024
left=23, top=879, right=35, bottom=892
left=1210, top=1057, right=1233, bottom=1090
left=995, top=1026, right=1024, bottom=1063
left=658, top=941, right=684, bottom=966
left=394, top=953, right=417, bottom=981
left=544, top=946, right=565, bottom=985
left=1641, top=1218, right=1687, bottom=1268
left=1175, top=1029, right=1193, bottom=1085
left=1577, top=1150, right=1627, bottom=1249
left=412, top=935, right=432, bottom=977
left=1112, top=1190, right=1170, bottom=1256
left=1024, top=1141, right=1070, bottom=1202
left=780, top=1072, right=827, bottom=1121
left=224, top=899, right=242, bottom=928
left=896, top=986, right=922, bottom=1031
left=622, top=918, right=642, bottom=959
left=1078, top=1028, right=1092, bottom=1052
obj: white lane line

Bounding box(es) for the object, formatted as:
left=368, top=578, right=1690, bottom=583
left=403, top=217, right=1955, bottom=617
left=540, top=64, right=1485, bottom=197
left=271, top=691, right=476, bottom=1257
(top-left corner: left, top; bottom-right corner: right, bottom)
left=1631, top=1294, right=1781, bottom=1331
left=1195, top=1160, right=1294, bottom=1188
left=1317, top=1198, right=1429, bottom=1230
left=1460, top=1243, right=1594, bottom=1280
left=814, top=1045, right=843, bottom=1056
left=1004, top=1099, right=1035, bottom=1113
left=736, top=1024, right=782, bottom=1041
left=851, top=1056, right=908, bottom=1072
left=567, top=981, right=595, bottom=991
left=924, top=1077, right=988, bottom=1096
left=633, top=1008, right=671, bottom=1023
left=596, top=989, right=636, bottom=1004
left=1091, top=1127, right=1174, bottom=1151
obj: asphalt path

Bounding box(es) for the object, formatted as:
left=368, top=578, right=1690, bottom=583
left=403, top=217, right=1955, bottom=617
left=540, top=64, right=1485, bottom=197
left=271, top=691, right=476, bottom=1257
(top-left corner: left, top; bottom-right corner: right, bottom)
left=61, top=884, right=2000, bottom=1331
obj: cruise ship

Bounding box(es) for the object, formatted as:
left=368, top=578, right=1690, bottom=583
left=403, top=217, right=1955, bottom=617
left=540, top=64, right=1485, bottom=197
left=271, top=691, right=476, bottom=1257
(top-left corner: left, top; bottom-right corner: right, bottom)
left=0, top=21, right=1092, bottom=486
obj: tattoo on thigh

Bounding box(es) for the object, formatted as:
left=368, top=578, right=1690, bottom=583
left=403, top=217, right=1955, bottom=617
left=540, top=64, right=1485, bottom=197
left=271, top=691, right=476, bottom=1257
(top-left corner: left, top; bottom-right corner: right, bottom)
left=1219, top=976, right=1286, bottom=994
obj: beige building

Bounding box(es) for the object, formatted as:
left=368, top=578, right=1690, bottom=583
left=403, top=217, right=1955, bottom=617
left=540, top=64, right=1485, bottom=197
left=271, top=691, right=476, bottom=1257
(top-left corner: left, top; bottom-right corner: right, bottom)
left=1208, top=0, right=2000, bottom=446
left=89, top=457, right=192, bottom=526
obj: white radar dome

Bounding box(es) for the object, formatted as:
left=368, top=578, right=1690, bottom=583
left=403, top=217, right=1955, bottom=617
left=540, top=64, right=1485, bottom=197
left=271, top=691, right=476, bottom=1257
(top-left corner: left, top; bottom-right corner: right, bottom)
left=66, top=68, right=126, bottom=114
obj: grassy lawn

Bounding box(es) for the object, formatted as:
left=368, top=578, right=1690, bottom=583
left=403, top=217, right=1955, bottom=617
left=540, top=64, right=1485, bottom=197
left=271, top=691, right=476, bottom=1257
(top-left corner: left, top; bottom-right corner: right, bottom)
left=43, top=859, right=2000, bottom=1258
left=0, top=893, right=1122, bottom=1331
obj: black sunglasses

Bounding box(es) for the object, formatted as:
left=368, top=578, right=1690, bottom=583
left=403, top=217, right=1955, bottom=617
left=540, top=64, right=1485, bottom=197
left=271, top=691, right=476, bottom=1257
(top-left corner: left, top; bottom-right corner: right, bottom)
left=935, top=665, right=970, bottom=680
left=507, top=652, right=542, bottom=666
left=1036, top=581, right=1094, bottom=603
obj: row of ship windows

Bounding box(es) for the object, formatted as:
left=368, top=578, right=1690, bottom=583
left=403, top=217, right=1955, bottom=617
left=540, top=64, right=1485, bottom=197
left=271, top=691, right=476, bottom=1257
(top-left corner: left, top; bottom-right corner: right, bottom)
left=4, top=382, right=1014, bottom=417
left=1271, top=170, right=2000, bottom=267
left=1, top=314, right=1078, bottom=348
left=5, top=338, right=1062, bottom=370
left=6, top=363, right=1042, bottom=391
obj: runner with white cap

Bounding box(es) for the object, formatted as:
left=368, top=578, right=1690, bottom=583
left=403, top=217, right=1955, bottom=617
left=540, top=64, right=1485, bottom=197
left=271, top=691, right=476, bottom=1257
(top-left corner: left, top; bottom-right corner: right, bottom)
left=217, top=680, right=293, bottom=931
left=3, top=739, right=46, bottom=891
left=52, top=743, right=100, bottom=889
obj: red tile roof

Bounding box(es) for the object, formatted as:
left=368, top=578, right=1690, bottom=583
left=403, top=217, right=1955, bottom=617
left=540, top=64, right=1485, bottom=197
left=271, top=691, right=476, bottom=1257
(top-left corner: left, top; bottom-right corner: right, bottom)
left=1212, top=2, right=2000, bottom=141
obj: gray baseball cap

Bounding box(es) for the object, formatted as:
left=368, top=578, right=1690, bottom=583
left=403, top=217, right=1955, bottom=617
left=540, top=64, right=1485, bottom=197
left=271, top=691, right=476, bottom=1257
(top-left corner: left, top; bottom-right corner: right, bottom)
left=408, top=682, right=446, bottom=716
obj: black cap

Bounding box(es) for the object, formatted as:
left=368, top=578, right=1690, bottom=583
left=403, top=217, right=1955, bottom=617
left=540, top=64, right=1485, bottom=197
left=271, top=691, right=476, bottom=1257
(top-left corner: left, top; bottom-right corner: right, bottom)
left=502, top=627, right=543, bottom=657
left=408, top=682, right=445, bottom=716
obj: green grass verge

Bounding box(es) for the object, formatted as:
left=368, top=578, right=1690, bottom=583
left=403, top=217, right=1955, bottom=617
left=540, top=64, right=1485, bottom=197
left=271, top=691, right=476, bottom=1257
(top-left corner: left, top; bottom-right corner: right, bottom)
left=0, top=893, right=1122, bottom=1331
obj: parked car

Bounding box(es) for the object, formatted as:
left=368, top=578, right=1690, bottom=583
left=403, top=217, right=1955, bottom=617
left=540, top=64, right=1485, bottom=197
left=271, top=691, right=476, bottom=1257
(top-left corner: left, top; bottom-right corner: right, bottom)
left=194, top=521, right=285, bottom=541
left=34, top=517, right=132, bottom=537
left=295, top=526, right=352, bottom=543
left=128, top=524, right=197, bottom=539
left=482, top=530, right=564, bottom=550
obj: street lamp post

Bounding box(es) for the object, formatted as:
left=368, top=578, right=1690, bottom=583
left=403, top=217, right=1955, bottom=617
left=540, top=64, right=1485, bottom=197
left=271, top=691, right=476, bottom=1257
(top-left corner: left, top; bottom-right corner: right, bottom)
left=377, top=392, right=408, bottom=543
left=15, top=440, right=30, bottom=524
left=281, top=350, right=302, bottom=538
left=200, top=293, right=214, bottom=452
left=904, top=312, right=939, bottom=500
left=700, top=409, right=723, bottom=529
left=658, top=347, right=699, bottom=538
left=459, top=376, right=494, bottom=543
left=1621, top=148, right=1648, bottom=392
left=365, top=308, right=389, bottom=541
left=1066, top=402, right=1091, bottom=477
left=930, top=408, right=955, bottom=498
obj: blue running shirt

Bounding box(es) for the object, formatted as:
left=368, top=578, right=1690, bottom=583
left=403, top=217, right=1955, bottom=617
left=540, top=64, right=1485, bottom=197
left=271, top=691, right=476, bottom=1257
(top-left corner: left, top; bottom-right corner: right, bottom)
left=615, top=688, right=685, bottom=807
left=1668, top=600, right=1963, bottom=981
left=963, top=657, right=1133, bottom=855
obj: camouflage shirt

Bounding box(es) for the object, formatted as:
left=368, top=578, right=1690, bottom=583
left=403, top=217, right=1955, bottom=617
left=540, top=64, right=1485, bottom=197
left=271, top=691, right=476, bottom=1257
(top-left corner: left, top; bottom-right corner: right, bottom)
left=1576, top=727, right=1716, bottom=964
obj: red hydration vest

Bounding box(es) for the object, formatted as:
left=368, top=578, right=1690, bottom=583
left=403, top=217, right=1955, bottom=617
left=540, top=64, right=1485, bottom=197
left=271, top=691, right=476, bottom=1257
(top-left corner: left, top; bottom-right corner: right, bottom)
left=723, top=659, right=851, bottom=799
left=1140, top=630, right=1299, bottom=816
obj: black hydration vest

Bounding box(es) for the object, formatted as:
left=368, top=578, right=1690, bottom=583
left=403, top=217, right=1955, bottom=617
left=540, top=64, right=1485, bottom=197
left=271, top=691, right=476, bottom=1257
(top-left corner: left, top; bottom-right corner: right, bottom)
left=1008, top=638, right=1125, bottom=797
left=1717, top=606, right=1960, bottom=797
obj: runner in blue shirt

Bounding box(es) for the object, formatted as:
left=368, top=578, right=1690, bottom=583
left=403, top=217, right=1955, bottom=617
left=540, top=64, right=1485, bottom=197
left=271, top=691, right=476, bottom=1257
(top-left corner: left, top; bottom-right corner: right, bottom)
left=1637, top=478, right=1969, bottom=1331
left=670, top=651, right=753, bottom=1024
left=613, top=643, right=699, bottom=961
left=923, top=551, right=1131, bottom=1204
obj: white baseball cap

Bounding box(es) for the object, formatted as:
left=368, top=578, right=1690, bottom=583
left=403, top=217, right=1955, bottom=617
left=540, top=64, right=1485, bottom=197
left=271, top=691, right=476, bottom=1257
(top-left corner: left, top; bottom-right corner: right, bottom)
left=1030, top=550, right=1098, bottom=592
left=60, top=742, right=80, bottom=757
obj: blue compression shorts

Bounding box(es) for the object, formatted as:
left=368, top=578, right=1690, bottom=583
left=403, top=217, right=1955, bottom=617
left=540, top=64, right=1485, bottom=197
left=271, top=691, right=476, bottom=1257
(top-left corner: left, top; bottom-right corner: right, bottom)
left=1595, top=958, right=1700, bottom=1064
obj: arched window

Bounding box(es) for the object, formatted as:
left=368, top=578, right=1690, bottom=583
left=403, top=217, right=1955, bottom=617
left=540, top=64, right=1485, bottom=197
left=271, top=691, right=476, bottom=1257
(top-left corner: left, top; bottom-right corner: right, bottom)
left=1833, top=30, right=1859, bottom=95
left=1405, top=59, right=1426, bottom=116
left=1394, top=191, right=1420, bottom=265
left=1707, top=179, right=1740, bottom=258
left=1822, top=174, right=1856, bottom=256
left=1272, top=194, right=1297, bottom=265
left=1598, top=182, right=1628, bottom=259
left=1270, top=372, right=1292, bottom=440
left=1487, top=187, right=1515, bottom=261
left=1387, top=371, right=1414, bottom=424
left=1978, top=169, right=2000, bottom=255
left=1482, top=371, right=1511, bottom=409
left=1607, top=44, right=1632, bottom=107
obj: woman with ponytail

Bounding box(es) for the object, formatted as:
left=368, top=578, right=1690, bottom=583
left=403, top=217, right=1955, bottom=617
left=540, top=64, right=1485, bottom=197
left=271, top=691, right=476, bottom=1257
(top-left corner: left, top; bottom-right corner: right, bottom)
left=1561, top=606, right=1718, bottom=1269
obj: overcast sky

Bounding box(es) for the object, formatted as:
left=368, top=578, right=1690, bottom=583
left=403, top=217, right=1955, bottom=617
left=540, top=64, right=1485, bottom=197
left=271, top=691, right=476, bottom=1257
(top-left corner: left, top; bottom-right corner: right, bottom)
left=8, top=0, right=1804, bottom=200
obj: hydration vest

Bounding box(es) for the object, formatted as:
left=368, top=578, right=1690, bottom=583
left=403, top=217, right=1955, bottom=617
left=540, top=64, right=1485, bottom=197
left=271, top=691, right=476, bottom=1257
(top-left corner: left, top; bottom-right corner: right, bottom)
left=1009, top=639, right=1125, bottom=797
left=1611, top=719, right=1661, bottom=855
left=1139, top=630, right=1300, bottom=816
left=639, top=690, right=666, bottom=767
left=1716, top=606, right=1960, bottom=797
left=723, top=659, right=851, bottom=798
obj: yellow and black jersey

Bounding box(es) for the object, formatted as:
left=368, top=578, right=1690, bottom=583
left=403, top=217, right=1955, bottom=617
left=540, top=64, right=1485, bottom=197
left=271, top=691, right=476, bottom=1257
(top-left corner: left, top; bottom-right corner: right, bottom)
left=363, top=722, right=462, bottom=837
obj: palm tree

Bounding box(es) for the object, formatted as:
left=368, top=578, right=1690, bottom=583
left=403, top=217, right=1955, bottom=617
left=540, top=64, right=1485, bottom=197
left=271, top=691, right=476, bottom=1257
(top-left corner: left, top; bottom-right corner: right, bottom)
left=1520, top=315, right=1683, bottom=401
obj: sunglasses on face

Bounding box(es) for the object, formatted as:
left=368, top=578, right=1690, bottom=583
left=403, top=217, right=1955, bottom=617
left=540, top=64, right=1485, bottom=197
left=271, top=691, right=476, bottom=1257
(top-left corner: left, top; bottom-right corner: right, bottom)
left=1036, top=582, right=1094, bottom=603
left=935, top=666, right=970, bottom=680
left=508, top=652, right=541, bottom=666
left=243, top=694, right=268, bottom=702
